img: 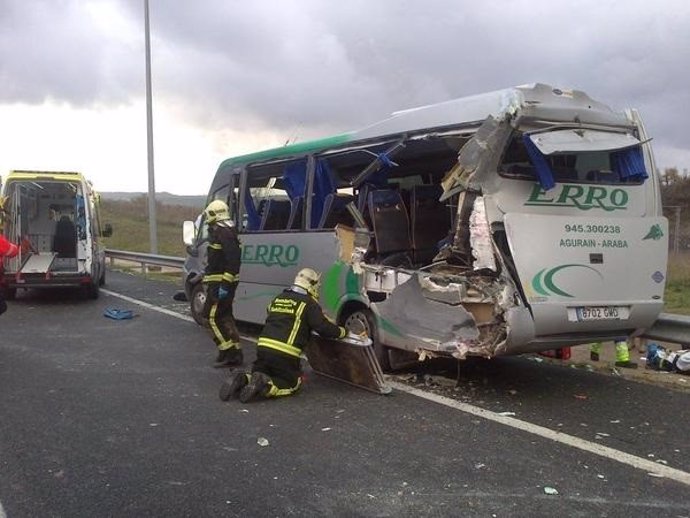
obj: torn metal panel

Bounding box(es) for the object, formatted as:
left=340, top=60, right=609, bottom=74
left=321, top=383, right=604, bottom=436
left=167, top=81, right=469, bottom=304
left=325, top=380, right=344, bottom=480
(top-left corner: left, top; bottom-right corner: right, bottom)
left=307, top=334, right=391, bottom=394
left=440, top=115, right=513, bottom=200
left=469, top=197, right=497, bottom=272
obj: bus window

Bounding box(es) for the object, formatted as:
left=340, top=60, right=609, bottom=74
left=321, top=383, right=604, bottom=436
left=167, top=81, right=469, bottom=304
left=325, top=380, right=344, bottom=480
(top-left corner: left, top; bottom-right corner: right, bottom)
left=500, top=133, right=647, bottom=185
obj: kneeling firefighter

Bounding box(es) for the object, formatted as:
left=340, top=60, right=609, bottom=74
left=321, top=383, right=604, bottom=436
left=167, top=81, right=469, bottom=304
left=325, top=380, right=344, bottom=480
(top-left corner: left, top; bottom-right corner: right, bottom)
left=202, top=200, right=242, bottom=367
left=219, top=267, right=348, bottom=403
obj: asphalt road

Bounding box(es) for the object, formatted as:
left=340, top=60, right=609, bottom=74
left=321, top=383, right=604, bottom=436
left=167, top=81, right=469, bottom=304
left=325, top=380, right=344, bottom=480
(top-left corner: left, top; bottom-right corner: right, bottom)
left=1, top=270, right=689, bottom=518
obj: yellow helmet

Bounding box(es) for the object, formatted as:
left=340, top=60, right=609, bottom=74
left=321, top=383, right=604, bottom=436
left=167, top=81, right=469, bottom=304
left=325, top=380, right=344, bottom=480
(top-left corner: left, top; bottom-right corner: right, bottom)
left=293, top=268, right=321, bottom=298
left=204, top=199, right=231, bottom=224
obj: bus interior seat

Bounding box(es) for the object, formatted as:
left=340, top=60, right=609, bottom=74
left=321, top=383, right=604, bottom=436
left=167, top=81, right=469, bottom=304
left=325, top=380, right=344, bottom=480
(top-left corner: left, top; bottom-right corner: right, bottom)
left=367, top=189, right=412, bottom=263
left=410, top=184, right=449, bottom=264
left=259, top=199, right=292, bottom=231
left=287, top=197, right=304, bottom=229
left=52, top=216, right=77, bottom=258
left=318, top=193, right=355, bottom=229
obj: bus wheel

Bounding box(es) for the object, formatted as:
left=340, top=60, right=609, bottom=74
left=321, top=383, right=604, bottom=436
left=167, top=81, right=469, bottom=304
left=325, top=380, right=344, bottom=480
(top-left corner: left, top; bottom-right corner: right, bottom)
left=344, top=309, right=391, bottom=372
left=190, top=283, right=209, bottom=327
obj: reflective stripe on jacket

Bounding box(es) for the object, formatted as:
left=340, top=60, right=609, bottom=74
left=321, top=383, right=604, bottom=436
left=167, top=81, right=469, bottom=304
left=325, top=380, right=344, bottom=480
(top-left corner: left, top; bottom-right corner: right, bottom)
left=257, top=288, right=346, bottom=358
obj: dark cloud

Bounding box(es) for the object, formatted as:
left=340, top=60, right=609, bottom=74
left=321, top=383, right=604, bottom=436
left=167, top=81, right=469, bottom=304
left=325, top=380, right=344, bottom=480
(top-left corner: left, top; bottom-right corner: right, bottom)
left=1, top=0, right=689, bottom=164
left=0, top=0, right=142, bottom=105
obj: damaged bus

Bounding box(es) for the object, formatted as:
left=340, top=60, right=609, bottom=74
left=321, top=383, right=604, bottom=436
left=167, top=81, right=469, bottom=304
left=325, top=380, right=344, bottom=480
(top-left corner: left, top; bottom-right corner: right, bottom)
left=182, top=83, right=668, bottom=370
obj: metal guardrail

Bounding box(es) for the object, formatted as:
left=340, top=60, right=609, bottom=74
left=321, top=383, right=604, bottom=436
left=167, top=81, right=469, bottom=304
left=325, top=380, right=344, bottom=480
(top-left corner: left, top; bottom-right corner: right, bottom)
left=106, top=249, right=185, bottom=272
left=641, top=313, right=690, bottom=347
left=105, top=249, right=690, bottom=347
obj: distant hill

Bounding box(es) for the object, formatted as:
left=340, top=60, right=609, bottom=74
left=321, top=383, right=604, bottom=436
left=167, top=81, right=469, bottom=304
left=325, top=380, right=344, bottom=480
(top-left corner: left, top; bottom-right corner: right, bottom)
left=102, top=192, right=206, bottom=209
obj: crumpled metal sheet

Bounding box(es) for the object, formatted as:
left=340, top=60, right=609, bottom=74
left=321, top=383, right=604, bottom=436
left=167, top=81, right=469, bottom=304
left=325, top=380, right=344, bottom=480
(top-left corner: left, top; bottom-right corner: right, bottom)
left=440, top=115, right=513, bottom=199
left=374, top=274, right=479, bottom=346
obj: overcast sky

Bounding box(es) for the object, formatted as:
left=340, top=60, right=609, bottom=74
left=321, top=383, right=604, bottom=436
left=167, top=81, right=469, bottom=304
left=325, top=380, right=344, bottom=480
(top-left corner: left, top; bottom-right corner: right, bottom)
left=1, top=0, right=688, bottom=195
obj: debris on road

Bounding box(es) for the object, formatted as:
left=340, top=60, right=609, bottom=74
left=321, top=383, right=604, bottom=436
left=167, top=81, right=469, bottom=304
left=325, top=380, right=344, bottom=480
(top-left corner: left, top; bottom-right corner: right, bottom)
left=543, top=486, right=559, bottom=495
left=257, top=437, right=269, bottom=447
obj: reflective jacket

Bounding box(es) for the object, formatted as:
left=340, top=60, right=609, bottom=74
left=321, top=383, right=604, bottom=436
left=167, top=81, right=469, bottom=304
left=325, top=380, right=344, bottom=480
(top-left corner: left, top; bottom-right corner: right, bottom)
left=0, top=235, right=18, bottom=258
left=203, top=223, right=241, bottom=287
left=257, top=288, right=347, bottom=359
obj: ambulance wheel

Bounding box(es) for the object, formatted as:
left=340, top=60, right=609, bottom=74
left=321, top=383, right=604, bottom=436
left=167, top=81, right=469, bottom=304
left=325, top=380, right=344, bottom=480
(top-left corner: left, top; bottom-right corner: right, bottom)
left=190, top=283, right=209, bottom=327
left=344, top=309, right=391, bottom=372
left=86, top=281, right=100, bottom=299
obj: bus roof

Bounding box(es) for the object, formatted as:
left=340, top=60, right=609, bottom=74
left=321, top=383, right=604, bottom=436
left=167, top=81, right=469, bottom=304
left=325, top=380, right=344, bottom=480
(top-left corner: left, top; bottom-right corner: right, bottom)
left=213, top=82, right=631, bottom=177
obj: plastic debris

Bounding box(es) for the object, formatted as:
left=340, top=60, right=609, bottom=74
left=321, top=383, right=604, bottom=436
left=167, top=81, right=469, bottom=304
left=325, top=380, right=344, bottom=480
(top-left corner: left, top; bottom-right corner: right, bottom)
left=257, top=437, right=269, bottom=447
left=104, top=307, right=135, bottom=320
left=543, top=486, right=559, bottom=495
left=321, top=427, right=332, bottom=432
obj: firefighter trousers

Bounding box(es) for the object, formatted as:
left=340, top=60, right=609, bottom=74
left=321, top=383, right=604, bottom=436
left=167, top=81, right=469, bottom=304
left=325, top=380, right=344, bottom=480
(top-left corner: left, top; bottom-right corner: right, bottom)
left=204, top=284, right=240, bottom=351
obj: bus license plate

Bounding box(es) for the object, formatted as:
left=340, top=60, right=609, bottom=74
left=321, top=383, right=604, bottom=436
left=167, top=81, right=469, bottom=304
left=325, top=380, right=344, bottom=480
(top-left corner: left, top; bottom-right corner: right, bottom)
left=574, top=306, right=627, bottom=322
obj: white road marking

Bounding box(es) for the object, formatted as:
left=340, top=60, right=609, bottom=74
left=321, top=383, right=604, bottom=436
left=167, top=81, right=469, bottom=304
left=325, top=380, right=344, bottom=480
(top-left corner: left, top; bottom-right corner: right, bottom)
left=0, top=501, right=6, bottom=518
left=103, top=289, right=690, bottom=487
left=390, top=381, right=690, bottom=487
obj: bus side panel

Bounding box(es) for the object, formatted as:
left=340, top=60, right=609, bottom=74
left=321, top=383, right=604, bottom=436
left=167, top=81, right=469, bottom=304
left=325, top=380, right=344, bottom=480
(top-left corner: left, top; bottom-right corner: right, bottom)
left=235, top=231, right=342, bottom=324
left=504, top=213, right=668, bottom=336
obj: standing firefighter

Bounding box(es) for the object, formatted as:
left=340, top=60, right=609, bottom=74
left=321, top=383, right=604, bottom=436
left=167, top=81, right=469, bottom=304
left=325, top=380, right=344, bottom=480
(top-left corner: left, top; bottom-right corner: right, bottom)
left=202, top=200, right=242, bottom=367
left=219, top=267, right=348, bottom=403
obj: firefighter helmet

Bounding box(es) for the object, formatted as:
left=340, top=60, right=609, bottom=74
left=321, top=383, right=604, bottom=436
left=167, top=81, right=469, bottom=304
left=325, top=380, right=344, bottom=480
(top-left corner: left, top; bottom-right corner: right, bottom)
left=204, top=199, right=231, bottom=224
left=293, top=268, right=321, bottom=298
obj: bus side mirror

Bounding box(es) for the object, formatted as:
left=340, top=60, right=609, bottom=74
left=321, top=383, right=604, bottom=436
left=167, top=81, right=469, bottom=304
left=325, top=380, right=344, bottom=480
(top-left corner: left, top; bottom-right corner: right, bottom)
left=183, top=220, right=195, bottom=246
left=102, top=223, right=113, bottom=237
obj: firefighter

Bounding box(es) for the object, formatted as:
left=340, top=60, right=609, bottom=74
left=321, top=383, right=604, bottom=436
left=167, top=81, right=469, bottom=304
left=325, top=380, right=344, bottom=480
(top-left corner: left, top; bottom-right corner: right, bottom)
left=219, top=267, right=348, bottom=403
left=0, top=234, right=19, bottom=316
left=202, top=200, right=243, bottom=367
left=590, top=337, right=637, bottom=369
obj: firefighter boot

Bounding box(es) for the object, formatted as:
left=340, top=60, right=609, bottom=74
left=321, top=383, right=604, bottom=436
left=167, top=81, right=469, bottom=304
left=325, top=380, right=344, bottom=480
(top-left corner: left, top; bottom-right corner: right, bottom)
left=219, top=370, right=248, bottom=401
left=239, top=372, right=271, bottom=403
left=590, top=342, right=602, bottom=362
left=214, top=347, right=244, bottom=368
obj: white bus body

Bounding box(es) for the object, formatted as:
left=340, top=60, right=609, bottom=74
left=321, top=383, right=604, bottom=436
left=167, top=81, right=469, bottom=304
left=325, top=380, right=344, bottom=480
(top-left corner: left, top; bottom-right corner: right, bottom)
left=183, top=84, right=668, bottom=369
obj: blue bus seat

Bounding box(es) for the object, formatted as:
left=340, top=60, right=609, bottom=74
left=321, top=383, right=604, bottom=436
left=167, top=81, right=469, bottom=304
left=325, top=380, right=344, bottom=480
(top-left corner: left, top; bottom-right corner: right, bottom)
left=410, top=184, right=449, bottom=263
left=367, top=189, right=411, bottom=257
left=260, top=199, right=292, bottom=231
left=318, top=193, right=355, bottom=229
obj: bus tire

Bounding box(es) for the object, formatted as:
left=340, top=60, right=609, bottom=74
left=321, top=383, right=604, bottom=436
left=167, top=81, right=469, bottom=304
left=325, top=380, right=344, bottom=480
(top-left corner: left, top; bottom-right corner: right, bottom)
left=190, top=282, right=209, bottom=327
left=344, top=308, right=391, bottom=372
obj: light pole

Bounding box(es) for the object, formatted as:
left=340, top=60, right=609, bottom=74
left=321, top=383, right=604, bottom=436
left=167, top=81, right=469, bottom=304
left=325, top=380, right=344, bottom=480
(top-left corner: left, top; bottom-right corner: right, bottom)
left=144, top=0, right=158, bottom=254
